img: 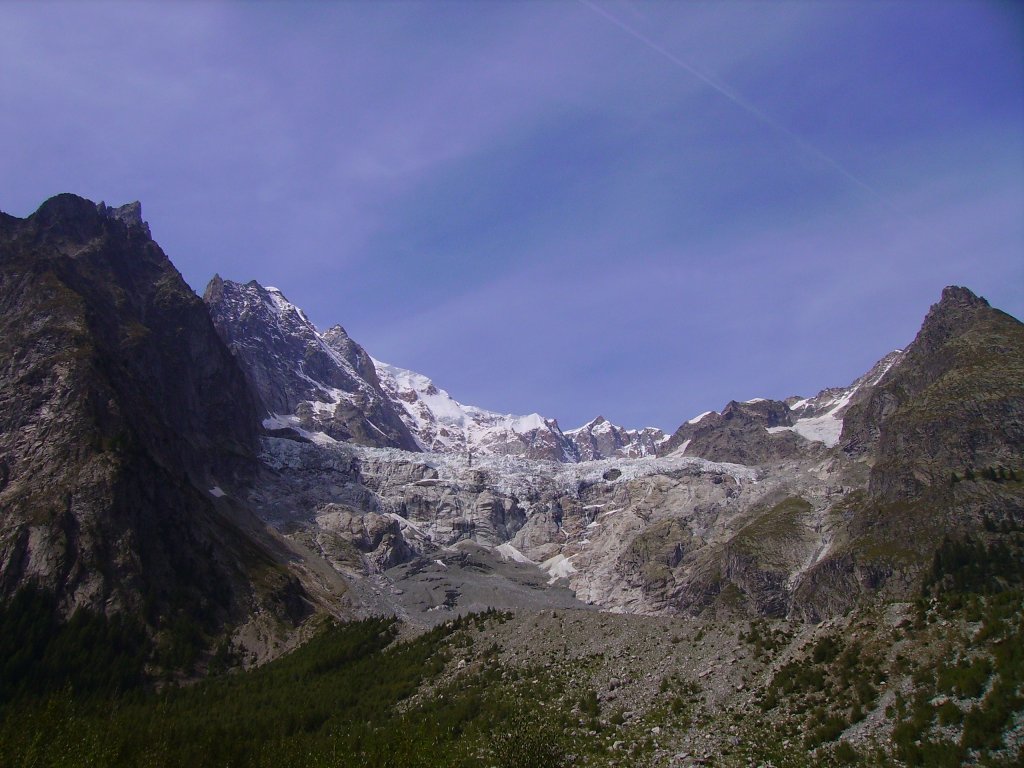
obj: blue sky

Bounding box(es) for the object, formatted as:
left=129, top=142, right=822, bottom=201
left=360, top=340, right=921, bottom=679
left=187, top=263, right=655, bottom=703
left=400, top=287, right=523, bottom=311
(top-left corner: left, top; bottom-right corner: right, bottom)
left=3, top=1, right=1022, bottom=431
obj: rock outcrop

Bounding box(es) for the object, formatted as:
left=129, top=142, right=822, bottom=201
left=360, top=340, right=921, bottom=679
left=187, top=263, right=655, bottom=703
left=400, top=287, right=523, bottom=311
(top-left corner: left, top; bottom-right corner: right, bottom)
left=842, top=286, right=1024, bottom=499
left=565, top=416, right=666, bottom=460
left=0, top=195, right=307, bottom=631
left=661, top=399, right=811, bottom=465
left=204, top=277, right=419, bottom=450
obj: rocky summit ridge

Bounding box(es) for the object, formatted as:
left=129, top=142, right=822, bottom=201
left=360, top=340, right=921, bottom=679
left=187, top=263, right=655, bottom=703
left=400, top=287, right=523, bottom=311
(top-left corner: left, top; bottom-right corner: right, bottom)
left=0, top=195, right=313, bottom=639
left=204, top=276, right=666, bottom=463
left=204, top=276, right=418, bottom=451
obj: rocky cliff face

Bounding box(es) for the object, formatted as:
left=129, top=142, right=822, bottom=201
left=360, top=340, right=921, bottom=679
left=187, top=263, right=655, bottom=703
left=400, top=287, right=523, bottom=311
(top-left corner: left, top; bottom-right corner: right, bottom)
left=0, top=195, right=307, bottom=633
left=787, top=287, right=1024, bottom=619
left=564, top=416, right=667, bottom=460
left=204, top=277, right=418, bottom=451
left=842, top=287, right=1024, bottom=500
left=373, top=360, right=580, bottom=461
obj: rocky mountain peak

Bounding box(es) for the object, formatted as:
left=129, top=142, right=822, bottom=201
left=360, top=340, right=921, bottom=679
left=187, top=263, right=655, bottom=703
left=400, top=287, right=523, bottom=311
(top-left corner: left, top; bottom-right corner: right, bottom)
left=839, top=285, right=1023, bottom=497
left=371, top=360, right=581, bottom=461
left=322, top=325, right=379, bottom=384
left=33, top=192, right=100, bottom=222
left=906, top=285, right=993, bottom=361
left=97, top=200, right=149, bottom=234
left=720, top=399, right=792, bottom=428
left=660, top=348, right=907, bottom=464
left=19, top=193, right=108, bottom=243
left=564, top=415, right=666, bottom=461
left=939, top=284, right=989, bottom=310
left=204, top=281, right=666, bottom=463
left=661, top=397, right=808, bottom=464
left=0, top=193, right=270, bottom=622
left=204, top=277, right=418, bottom=450
left=7, top=195, right=153, bottom=253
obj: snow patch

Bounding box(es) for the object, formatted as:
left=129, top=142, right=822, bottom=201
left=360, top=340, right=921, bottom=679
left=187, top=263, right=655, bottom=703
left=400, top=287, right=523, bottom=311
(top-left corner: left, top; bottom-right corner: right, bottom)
left=670, top=439, right=691, bottom=456
left=541, top=553, right=577, bottom=584
left=512, top=413, right=547, bottom=434
left=386, top=513, right=427, bottom=537
left=779, top=350, right=904, bottom=448
left=495, top=543, right=535, bottom=565
left=791, top=416, right=844, bottom=446
left=687, top=411, right=714, bottom=425
left=209, top=486, right=226, bottom=498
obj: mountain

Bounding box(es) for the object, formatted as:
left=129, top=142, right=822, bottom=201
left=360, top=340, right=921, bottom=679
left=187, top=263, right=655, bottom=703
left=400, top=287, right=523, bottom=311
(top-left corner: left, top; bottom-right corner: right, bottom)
left=660, top=350, right=905, bottom=465
left=199, top=270, right=1021, bottom=624
left=3, top=194, right=1022, bottom=765
left=5, top=195, right=1019, bottom=632
left=203, top=277, right=418, bottom=451
left=784, top=286, right=1024, bottom=618
left=564, top=416, right=667, bottom=460
left=346, top=286, right=1019, bottom=619
left=372, top=359, right=579, bottom=461
left=206, top=277, right=660, bottom=463
left=841, top=286, right=1024, bottom=498
left=661, top=397, right=809, bottom=465
left=0, top=195, right=313, bottom=646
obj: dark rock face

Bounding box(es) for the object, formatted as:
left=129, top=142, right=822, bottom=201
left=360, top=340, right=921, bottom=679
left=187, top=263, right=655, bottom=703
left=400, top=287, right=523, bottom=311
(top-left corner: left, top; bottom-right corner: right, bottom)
left=617, top=518, right=693, bottom=595
left=720, top=496, right=820, bottom=618
left=0, top=195, right=285, bottom=625
left=842, top=286, right=1024, bottom=500
left=661, top=399, right=812, bottom=465
left=203, top=277, right=418, bottom=450
left=566, top=416, right=665, bottom=460
left=790, top=287, right=1024, bottom=616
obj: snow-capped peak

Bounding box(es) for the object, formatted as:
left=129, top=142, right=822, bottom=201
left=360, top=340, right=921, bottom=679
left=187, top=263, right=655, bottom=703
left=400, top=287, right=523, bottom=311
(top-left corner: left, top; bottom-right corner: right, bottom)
left=687, top=410, right=715, bottom=425
left=372, top=359, right=576, bottom=461
left=564, top=415, right=667, bottom=461
left=204, top=278, right=419, bottom=450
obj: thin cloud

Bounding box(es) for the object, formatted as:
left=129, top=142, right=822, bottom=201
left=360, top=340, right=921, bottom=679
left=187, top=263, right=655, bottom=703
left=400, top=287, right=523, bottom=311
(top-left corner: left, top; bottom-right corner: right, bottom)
left=576, top=0, right=896, bottom=210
